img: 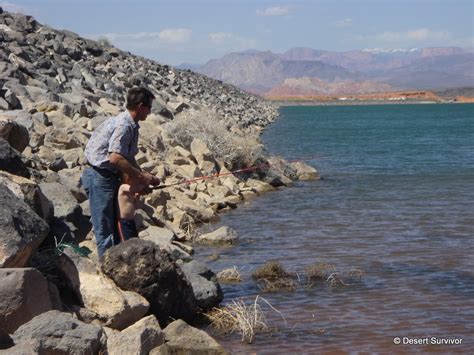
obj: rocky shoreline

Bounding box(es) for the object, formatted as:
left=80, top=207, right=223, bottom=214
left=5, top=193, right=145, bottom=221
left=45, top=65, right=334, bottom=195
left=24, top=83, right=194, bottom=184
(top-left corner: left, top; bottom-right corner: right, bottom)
left=0, top=8, right=318, bottom=354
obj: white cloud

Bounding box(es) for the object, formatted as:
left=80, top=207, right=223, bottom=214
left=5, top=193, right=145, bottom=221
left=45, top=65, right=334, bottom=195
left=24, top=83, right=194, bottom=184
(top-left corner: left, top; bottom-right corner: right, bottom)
left=209, top=32, right=234, bottom=45
left=357, top=28, right=450, bottom=43
left=257, top=5, right=291, bottom=16
left=158, top=28, right=192, bottom=43
left=333, top=18, right=353, bottom=28
left=208, top=32, right=256, bottom=49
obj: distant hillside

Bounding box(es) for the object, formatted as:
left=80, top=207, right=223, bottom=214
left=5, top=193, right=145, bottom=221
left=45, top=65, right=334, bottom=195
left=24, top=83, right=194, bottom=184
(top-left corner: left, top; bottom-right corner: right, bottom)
left=435, top=87, right=474, bottom=98
left=186, top=47, right=474, bottom=97
left=195, top=51, right=361, bottom=94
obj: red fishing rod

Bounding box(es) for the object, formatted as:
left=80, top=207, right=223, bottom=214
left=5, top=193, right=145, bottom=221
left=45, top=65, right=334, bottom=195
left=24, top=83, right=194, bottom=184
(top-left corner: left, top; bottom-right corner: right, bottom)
left=152, top=156, right=325, bottom=190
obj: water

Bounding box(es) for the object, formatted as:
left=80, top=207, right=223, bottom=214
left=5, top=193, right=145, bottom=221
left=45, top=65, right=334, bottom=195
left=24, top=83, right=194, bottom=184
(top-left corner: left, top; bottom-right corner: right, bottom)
left=195, top=104, right=474, bottom=353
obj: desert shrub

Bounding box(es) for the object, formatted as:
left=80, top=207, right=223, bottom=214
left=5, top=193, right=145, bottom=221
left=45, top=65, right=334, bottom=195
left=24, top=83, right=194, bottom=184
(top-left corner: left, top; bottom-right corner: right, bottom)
left=97, top=36, right=111, bottom=46
left=164, top=108, right=267, bottom=170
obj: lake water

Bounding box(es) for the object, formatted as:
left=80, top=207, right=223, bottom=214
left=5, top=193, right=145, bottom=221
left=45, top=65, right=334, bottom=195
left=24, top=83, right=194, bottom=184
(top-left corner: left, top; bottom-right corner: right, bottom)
left=196, top=104, right=474, bottom=353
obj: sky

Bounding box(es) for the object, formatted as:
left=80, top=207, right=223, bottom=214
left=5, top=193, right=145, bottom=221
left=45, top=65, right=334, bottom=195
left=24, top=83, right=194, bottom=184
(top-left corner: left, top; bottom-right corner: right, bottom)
left=1, top=0, right=473, bottom=66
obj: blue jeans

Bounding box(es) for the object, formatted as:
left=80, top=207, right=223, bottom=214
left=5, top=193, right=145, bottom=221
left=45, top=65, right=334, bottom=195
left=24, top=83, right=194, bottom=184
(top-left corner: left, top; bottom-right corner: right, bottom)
left=80, top=167, right=120, bottom=258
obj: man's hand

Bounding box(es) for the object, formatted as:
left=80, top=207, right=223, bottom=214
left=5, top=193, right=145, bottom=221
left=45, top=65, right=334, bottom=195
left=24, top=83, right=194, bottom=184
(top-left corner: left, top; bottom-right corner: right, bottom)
left=138, top=171, right=160, bottom=187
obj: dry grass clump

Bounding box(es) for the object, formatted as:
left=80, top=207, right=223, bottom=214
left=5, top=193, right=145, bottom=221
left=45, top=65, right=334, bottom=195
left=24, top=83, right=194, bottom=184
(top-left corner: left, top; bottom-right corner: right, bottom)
left=164, top=108, right=266, bottom=170
left=217, top=266, right=242, bottom=283
left=258, top=278, right=297, bottom=293
left=327, top=268, right=365, bottom=287
left=346, top=268, right=365, bottom=279
left=305, top=262, right=336, bottom=282
left=205, top=297, right=270, bottom=343
left=252, top=262, right=297, bottom=293
left=252, top=261, right=291, bottom=280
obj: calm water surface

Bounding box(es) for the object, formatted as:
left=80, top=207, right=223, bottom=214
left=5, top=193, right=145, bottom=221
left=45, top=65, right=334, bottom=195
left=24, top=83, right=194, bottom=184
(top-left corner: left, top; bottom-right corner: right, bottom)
left=196, top=104, right=474, bottom=353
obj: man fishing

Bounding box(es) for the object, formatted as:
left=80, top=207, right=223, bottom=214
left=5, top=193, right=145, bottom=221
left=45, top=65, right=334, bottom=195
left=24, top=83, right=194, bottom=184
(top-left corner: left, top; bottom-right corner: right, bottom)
left=81, top=87, right=160, bottom=258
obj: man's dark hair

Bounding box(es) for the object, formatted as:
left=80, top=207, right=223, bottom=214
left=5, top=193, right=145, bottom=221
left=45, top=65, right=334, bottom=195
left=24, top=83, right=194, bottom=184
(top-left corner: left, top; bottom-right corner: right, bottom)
left=126, top=87, right=155, bottom=110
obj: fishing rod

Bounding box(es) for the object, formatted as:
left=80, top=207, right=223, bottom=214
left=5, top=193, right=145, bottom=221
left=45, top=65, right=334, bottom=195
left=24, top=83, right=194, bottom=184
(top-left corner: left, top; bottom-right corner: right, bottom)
left=152, top=155, right=325, bottom=190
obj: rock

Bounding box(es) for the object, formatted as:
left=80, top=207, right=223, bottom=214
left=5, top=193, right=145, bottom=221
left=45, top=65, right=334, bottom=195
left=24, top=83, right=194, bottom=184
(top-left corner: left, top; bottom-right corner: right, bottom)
left=0, top=115, right=29, bottom=152
left=98, top=98, right=120, bottom=115
left=12, top=310, right=106, bottom=354
left=168, top=100, right=189, bottom=114
left=57, top=248, right=149, bottom=330
left=139, top=226, right=191, bottom=261
left=0, top=268, right=54, bottom=333
left=196, top=226, right=238, bottom=245
left=291, top=161, right=319, bottom=180
left=0, top=185, right=49, bottom=267
left=101, top=239, right=198, bottom=326
left=107, top=315, right=164, bottom=355
left=57, top=167, right=88, bottom=203
left=190, top=138, right=217, bottom=175
left=49, top=156, right=68, bottom=171
left=179, top=260, right=223, bottom=311
left=245, top=178, right=276, bottom=193
left=43, top=130, right=82, bottom=150
left=0, top=171, right=54, bottom=222
left=3, top=89, right=22, bottom=109
left=176, top=198, right=217, bottom=223
left=39, top=181, right=82, bottom=223
left=0, top=138, right=30, bottom=178
left=151, top=319, right=227, bottom=355
left=0, top=329, right=13, bottom=350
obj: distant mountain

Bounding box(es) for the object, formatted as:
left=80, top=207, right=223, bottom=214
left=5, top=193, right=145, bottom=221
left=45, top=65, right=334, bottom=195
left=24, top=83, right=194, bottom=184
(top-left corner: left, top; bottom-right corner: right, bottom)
left=190, top=47, right=474, bottom=96
left=196, top=50, right=362, bottom=94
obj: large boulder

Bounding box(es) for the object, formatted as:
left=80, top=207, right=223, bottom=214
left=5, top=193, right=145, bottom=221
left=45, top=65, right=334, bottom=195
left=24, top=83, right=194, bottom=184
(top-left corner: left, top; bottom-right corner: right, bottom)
left=106, top=315, right=164, bottom=355
left=57, top=248, right=149, bottom=330
left=38, top=182, right=82, bottom=222
left=151, top=319, right=227, bottom=355
left=39, top=181, right=90, bottom=240
left=139, top=226, right=192, bottom=261
left=12, top=310, right=106, bottom=354
left=0, top=138, right=30, bottom=178
left=0, top=185, right=49, bottom=267
left=179, top=260, right=223, bottom=311
left=0, top=171, right=54, bottom=222
left=0, top=268, right=54, bottom=334
left=101, top=239, right=198, bottom=326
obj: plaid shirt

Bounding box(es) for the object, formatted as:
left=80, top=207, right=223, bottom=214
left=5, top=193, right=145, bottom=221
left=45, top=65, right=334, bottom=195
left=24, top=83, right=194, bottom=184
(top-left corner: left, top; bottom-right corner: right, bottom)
left=85, top=111, right=139, bottom=172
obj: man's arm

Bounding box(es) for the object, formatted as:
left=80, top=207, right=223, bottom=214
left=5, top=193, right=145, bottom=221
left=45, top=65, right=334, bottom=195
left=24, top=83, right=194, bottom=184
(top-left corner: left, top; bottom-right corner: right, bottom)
left=109, top=152, right=160, bottom=186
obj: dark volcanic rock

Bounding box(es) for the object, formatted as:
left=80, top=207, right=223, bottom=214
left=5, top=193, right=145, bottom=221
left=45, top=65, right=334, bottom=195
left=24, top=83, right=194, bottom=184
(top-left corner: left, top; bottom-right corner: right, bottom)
left=180, top=260, right=223, bottom=311
left=12, top=310, right=106, bottom=354
left=102, top=239, right=198, bottom=326
left=0, top=138, right=30, bottom=178
left=0, top=184, right=49, bottom=267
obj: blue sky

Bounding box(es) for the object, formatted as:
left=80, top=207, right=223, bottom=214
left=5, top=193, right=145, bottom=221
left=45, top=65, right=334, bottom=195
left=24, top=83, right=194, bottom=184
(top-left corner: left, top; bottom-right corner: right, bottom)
left=2, top=0, right=473, bottom=65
